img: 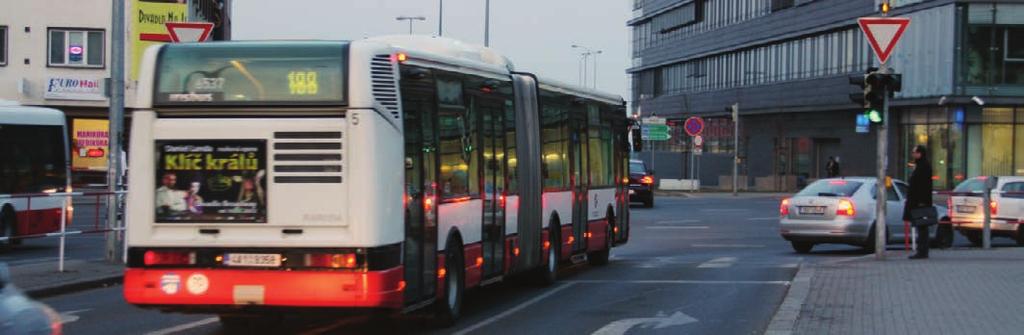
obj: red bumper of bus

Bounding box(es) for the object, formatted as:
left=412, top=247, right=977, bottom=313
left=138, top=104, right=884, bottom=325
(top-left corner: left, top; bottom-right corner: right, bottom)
left=123, top=267, right=404, bottom=309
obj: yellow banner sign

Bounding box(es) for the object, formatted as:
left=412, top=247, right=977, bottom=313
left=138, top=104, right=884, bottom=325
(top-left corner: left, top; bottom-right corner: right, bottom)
left=131, top=0, right=187, bottom=80
left=72, top=119, right=110, bottom=171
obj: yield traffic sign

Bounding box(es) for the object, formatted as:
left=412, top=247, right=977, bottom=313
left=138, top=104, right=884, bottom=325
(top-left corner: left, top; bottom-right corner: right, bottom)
left=857, top=17, right=910, bottom=64
left=166, top=22, right=214, bottom=43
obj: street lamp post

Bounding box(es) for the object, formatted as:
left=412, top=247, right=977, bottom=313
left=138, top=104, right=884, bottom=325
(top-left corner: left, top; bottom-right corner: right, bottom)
left=591, top=50, right=602, bottom=89
left=572, top=44, right=602, bottom=89
left=438, top=0, right=443, bottom=36
left=484, top=0, right=491, bottom=46
left=396, top=16, right=426, bottom=35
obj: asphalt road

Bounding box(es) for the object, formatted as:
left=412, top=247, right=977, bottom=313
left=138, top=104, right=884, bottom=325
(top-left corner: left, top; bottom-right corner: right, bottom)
left=35, top=194, right=1001, bottom=335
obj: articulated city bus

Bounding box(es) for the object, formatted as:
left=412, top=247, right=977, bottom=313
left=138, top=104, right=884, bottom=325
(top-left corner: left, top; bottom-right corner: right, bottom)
left=123, top=36, right=630, bottom=326
left=0, top=103, right=73, bottom=246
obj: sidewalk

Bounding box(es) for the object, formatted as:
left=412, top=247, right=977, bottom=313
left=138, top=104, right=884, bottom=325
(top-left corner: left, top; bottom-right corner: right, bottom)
left=768, top=248, right=1024, bottom=335
left=9, top=259, right=123, bottom=298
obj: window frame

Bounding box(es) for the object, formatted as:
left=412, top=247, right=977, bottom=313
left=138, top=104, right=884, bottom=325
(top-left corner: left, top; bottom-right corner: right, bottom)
left=47, top=27, right=105, bottom=68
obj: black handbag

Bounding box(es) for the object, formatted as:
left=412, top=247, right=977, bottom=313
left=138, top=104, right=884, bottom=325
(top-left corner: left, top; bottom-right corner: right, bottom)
left=910, top=207, right=938, bottom=227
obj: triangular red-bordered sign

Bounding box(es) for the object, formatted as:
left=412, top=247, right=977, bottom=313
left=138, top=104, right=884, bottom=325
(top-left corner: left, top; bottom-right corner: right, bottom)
left=165, top=22, right=214, bottom=43
left=858, top=17, right=910, bottom=64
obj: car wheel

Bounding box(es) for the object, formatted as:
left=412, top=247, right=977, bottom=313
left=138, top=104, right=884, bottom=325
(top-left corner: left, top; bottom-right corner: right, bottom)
left=861, top=224, right=877, bottom=253
left=964, top=231, right=983, bottom=247
left=0, top=209, right=15, bottom=249
left=935, top=222, right=954, bottom=249
left=791, top=241, right=814, bottom=254
left=434, top=242, right=464, bottom=327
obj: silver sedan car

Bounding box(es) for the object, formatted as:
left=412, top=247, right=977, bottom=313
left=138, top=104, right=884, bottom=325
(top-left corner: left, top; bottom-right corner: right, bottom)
left=779, top=177, right=947, bottom=253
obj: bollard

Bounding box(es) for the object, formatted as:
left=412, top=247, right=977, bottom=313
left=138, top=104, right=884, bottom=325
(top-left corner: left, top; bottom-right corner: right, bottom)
left=982, top=176, right=997, bottom=249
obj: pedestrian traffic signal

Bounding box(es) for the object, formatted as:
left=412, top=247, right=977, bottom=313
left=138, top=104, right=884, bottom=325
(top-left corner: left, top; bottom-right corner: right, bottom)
left=864, top=72, right=886, bottom=110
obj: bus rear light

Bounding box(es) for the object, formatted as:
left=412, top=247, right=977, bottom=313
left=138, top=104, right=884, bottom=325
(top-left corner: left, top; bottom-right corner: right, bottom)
left=424, top=197, right=434, bottom=212
left=304, top=253, right=357, bottom=269
left=397, top=280, right=407, bottom=291
left=437, top=268, right=447, bottom=279
left=143, top=251, right=195, bottom=266
left=513, top=247, right=520, bottom=256
left=393, top=52, right=409, bottom=63
left=543, top=241, right=550, bottom=249
left=566, top=236, right=575, bottom=244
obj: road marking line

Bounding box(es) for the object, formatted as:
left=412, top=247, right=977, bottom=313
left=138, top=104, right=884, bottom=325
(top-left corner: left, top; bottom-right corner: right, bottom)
left=567, top=280, right=790, bottom=285
left=144, top=317, right=219, bottom=335
left=452, top=283, right=575, bottom=335
left=697, top=257, right=737, bottom=268
left=655, top=219, right=700, bottom=224
left=691, top=244, right=765, bottom=248
left=646, top=226, right=709, bottom=230
left=747, top=217, right=779, bottom=221
left=699, top=209, right=750, bottom=212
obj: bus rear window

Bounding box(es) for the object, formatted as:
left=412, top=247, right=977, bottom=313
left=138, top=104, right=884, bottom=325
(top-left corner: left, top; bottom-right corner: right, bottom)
left=154, top=42, right=348, bottom=106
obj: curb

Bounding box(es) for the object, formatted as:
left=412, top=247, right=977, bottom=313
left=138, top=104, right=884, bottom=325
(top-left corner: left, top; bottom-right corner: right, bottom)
left=24, top=274, right=123, bottom=299
left=764, top=262, right=814, bottom=335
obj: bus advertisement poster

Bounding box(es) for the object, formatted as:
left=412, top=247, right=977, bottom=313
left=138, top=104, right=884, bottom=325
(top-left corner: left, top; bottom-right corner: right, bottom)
left=154, top=140, right=267, bottom=223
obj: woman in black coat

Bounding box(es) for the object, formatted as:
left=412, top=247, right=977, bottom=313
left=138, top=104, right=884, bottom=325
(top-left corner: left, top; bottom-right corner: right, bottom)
left=903, top=145, right=933, bottom=259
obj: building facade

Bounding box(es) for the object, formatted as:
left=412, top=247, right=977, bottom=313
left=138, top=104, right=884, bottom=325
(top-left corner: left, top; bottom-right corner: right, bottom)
left=628, top=0, right=1024, bottom=191
left=0, top=0, right=230, bottom=185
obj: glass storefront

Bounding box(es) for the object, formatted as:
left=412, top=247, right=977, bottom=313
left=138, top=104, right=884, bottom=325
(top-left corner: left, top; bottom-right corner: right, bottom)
left=901, top=106, right=1024, bottom=189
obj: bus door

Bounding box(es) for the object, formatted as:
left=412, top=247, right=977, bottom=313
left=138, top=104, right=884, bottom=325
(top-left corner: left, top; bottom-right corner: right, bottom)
left=480, top=95, right=507, bottom=278
left=570, top=111, right=588, bottom=254
left=401, top=70, right=439, bottom=304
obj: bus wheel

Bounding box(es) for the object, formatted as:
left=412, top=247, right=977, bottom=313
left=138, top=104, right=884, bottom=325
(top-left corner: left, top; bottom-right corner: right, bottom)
left=434, top=242, right=463, bottom=327
left=534, top=225, right=559, bottom=286
left=0, top=209, right=15, bottom=249
left=588, top=217, right=613, bottom=266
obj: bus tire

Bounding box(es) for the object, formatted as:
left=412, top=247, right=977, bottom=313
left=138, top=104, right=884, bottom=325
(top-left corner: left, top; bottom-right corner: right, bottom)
left=0, top=208, right=15, bottom=249
left=588, top=212, right=613, bottom=266
left=534, top=222, right=560, bottom=286
left=434, top=239, right=464, bottom=327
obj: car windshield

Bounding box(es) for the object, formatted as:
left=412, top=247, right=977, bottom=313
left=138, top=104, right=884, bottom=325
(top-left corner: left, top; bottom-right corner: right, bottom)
left=630, top=162, right=646, bottom=174
left=796, top=180, right=863, bottom=197
left=954, top=179, right=987, bottom=193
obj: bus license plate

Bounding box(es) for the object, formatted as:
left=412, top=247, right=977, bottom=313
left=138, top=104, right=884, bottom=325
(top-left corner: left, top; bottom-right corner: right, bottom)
left=224, top=253, right=282, bottom=267
left=799, top=206, right=827, bottom=215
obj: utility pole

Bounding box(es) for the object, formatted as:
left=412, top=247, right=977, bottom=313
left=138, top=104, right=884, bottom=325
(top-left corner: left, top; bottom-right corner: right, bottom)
left=731, top=103, right=739, bottom=196
left=438, top=0, right=443, bottom=36
left=484, top=0, right=491, bottom=46
left=107, top=0, right=126, bottom=264
left=875, top=79, right=888, bottom=259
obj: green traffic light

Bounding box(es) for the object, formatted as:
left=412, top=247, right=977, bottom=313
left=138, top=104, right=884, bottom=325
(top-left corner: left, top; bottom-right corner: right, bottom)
left=866, top=109, right=882, bottom=123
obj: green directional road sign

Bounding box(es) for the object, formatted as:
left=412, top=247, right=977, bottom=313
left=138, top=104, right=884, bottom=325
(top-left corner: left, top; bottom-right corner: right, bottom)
left=642, top=124, right=671, bottom=141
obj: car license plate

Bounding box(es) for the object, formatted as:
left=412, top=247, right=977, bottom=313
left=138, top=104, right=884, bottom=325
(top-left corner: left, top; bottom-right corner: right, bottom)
left=224, top=253, right=282, bottom=267
left=957, top=205, right=977, bottom=214
left=799, top=206, right=827, bottom=215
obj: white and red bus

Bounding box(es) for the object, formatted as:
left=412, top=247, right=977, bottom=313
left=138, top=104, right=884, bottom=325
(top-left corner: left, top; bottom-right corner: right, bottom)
left=0, top=103, right=72, bottom=246
left=123, top=36, right=630, bottom=326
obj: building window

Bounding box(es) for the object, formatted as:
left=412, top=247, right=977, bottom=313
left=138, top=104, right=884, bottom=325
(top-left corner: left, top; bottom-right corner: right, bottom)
left=963, top=4, right=1024, bottom=85
left=0, top=26, right=7, bottom=66
left=47, top=28, right=104, bottom=68
left=771, top=0, right=795, bottom=12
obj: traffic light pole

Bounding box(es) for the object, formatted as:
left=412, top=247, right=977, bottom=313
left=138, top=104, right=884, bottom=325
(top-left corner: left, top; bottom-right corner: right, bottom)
left=875, top=91, right=889, bottom=260
left=107, top=0, right=126, bottom=264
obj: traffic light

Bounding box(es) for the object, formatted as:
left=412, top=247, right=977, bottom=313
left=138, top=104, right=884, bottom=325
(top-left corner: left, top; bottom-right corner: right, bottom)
left=631, top=127, right=643, bottom=152
left=848, top=67, right=879, bottom=107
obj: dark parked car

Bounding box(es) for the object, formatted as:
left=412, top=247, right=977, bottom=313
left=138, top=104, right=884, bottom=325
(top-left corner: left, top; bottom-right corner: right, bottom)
left=628, top=159, right=654, bottom=208
left=0, top=263, right=62, bottom=335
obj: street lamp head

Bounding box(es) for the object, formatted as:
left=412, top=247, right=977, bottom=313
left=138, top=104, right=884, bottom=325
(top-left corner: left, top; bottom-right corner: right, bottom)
left=972, top=96, right=985, bottom=106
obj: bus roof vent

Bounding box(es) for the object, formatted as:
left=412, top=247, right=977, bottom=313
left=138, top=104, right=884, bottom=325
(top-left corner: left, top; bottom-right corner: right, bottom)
left=370, top=54, right=401, bottom=120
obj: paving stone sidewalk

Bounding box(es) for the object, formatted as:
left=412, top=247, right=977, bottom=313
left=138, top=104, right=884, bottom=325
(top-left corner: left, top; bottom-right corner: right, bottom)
left=789, top=248, right=1024, bottom=335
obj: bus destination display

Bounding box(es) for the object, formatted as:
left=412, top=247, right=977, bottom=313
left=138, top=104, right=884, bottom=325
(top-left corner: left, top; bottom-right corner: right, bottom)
left=154, top=42, right=347, bottom=105
left=155, top=140, right=268, bottom=223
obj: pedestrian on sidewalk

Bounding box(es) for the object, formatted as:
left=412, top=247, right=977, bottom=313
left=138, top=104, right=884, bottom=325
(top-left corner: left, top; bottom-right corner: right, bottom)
left=904, top=145, right=934, bottom=259
left=826, top=156, right=840, bottom=178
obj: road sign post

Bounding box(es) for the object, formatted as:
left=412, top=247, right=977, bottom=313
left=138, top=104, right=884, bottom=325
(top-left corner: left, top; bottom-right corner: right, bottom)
left=858, top=14, right=910, bottom=260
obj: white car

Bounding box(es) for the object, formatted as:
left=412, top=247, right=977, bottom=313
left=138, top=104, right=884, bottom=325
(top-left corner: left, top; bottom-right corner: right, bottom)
left=949, top=176, right=1024, bottom=246
left=779, top=177, right=947, bottom=253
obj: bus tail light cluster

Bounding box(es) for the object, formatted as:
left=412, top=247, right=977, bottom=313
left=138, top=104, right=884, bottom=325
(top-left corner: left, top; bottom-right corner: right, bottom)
left=143, top=251, right=196, bottom=266
left=836, top=199, right=856, bottom=217
left=304, top=253, right=358, bottom=269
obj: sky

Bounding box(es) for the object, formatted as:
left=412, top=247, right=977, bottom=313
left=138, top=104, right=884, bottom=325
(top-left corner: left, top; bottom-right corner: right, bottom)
left=232, top=0, right=631, bottom=99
